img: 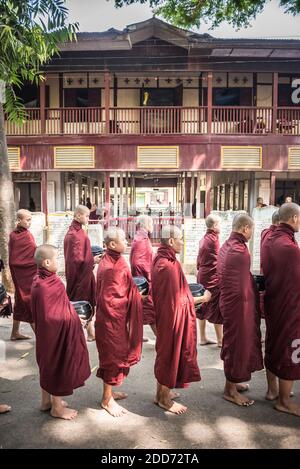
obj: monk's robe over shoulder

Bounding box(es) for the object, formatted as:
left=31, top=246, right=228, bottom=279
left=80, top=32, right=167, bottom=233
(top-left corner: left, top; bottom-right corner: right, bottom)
left=261, top=223, right=300, bottom=380
left=196, top=229, right=222, bottom=324
left=95, top=249, right=143, bottom=386
left=64, top=219, right=95, bottom=307
left=152, top=244, right=201, bottom=389
left=260, top=224, right=277, bottom=251
left=31, top=267, right=91, bottom=396
left=9, top=227, right=37, bottom=323
left=130, top=228, right=155, bottom=325
left=217, top=232, right=263, bottom=383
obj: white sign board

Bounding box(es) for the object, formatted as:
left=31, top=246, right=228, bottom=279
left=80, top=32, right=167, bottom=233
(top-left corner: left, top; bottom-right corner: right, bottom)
left=251, top=205, right=278, bottom=272
left=29, top=212, right=46, bottom=245
left=47, top=212, right=74, bottom=273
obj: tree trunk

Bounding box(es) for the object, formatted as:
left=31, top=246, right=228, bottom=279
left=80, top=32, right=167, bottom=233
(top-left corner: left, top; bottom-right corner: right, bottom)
left=0, top=103, right=15, bottom=291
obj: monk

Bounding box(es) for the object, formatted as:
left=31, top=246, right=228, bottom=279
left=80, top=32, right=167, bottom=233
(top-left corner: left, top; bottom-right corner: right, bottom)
left=9, top=209, right=36, bottom=340
left=152, top=225, right=211, bottom=414
left=217, top=214, right=263, bottom=407
left=95, top=227, right=143, bottom=417
left=260, top=210, right=280, bottom=250
left=261, top=203, right=300, bottom=416
left=64, top=205, right=101, bottom=341
left=197, top=214, right=223, bottom=347
left=130, top=215, right=156, bottom=337
left=31, top=244, right=91, bottom=420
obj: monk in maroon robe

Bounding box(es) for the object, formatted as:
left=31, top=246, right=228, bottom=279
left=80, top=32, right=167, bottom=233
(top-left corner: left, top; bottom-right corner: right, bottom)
left=217, top=214, right=263, bottom=407
left=130, top=215, right=156, bottom=336
left=31, top=245, right=91, bottom=420
left=9, top=209, right=36, bottom=340
left=197, top=214, right=223, bottom=347
left=64, top=205, right=101, bottom=341
left=260, top=210, right=280, bottom=251
left=96, top=227, right=143, bottom=417
left=261, top=203, right=300, bottom=416
left=152, top=225, right=211, bottom=414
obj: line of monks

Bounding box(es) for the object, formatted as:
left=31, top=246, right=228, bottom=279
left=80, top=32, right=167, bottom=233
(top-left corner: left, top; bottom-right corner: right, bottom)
left=2, top=202, right=300, bottom=420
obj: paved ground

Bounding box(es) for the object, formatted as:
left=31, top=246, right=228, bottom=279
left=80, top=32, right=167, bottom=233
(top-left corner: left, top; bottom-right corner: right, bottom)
left=1, top=311, right=300, bottom=449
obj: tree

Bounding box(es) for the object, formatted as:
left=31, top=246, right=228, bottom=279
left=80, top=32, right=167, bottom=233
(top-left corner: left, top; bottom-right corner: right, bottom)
left=114, top=0, right=300, bottom=29
left=0, top=0, right=78, bottom=289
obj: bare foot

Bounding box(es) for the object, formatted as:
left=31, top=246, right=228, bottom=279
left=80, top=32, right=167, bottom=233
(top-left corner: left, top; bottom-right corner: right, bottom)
left=0, top=404, right=11, bottom=414
left=224, top=392, right=254, bottom=407
left=101, top=398, right=128, bottom=417
left=154, top=391, right=180, bottom=405
left=87, top=336, right=95, bottom=342
left=236, top=383, right=249, bottom=393
left=41, top=400, right=68, bottom=412
left=266, top=391, right=294, bottom=401
left=10, top=333, right=31, bottom=341
left=50, top=407, right=78, bottom=420
left=274, top=401, right=300, bottom=417
left=112, top=392, right=128, bottom=401
left=142, top=337, right=149, bottom=343
left=200, top=339, right=217, bottom=346
left=218, top=342, right=222, bottom=348
left=157, top=399, right=187, bottom=414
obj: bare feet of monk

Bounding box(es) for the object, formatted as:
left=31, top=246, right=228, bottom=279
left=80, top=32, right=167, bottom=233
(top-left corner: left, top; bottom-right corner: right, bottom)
left=154, top=391, right=180, bottom=405
left=101, top=397, right=128, bottom=417
left=157, top=398, right=187, bottom=414
left=51, top=406, right=78, bottom=420
left=200, top=339, right=217, bottom=346
left=0, top=404, right=11, bottom=414
left=10, top=333, right=31, bottom=341
left=40, top=399, right=68, bottom=412
left=112, top=392, right=128, bottom=401
left=223, top=391, right=254, bottom=407
left=266, top=391, right=294, bottom=401
left=236, top=383, right=249, bottom=393
left=274, top=401, right=300, bottom=417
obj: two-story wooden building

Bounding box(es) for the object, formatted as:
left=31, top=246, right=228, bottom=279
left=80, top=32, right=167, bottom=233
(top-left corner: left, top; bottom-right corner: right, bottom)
left=5, top=17, right=300, bottom=220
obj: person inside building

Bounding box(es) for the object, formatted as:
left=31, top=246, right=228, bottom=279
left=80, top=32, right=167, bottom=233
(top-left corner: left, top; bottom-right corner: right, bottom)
left=217, top=214, right=263, bottom=407
left=9, top=209, right=37, bottom=340
left=261, top=202, right=300, bottom=416
left=86, top=197, right=92, bottom=210
left=196, top=214, right=223, bottom=347
left=95, top=227, right=143, bottom=417
left=152, top=225, right=211, bottom=414
left=284, top=195, right=293, bottom=204
left=89, top=203, right=100, bottom=221
left=256, top=197, right=267, bottom=208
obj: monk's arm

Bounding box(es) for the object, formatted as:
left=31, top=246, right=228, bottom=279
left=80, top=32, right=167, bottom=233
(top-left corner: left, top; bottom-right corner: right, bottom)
left=194, top=289, right=212, bottom=305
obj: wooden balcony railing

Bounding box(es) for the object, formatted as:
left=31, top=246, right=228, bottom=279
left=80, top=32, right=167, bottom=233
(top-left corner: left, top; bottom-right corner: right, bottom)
left=4, top=106, right=300, bottom=136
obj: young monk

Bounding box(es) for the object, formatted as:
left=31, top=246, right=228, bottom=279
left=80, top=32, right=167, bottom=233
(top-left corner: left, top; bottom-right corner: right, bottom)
left=152, top=225, right=211, bottom=415
left=260, top=210, right=280, bottom=249
left=197, top=214, right=223, bottom=347
left=217, top=214, right=263, bottom=407
left=95, top=227, right=143, bottom=417
left=64, top=205, right=101, bottom=341
left=261, top=203, right=300, bottom=416
left=31, top=244, right=91, bottom=420
left=9, top=209, right=36, bottom=340
left=130, top=215, right=156, bottom=337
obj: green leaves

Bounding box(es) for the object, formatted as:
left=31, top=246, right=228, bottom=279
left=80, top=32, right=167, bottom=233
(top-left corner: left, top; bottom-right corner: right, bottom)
left=0, top=0, right=78, bottom=123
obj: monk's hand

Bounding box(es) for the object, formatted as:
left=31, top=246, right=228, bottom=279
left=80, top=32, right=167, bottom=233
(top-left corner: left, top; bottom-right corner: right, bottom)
left=93, top=255, right=102, bottom=264
left=141, top=294, right=148, bottom=301
left=194, top=290, right=212, bottom=305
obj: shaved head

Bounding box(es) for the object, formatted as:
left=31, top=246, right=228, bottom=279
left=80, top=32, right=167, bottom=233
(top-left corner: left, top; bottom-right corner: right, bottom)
left=74, top=205, right=89, bottom=216
left=232, top=213, right=254, bottom=232
left=34, top=244, right=57, bottom=266
left=17, top=209, right=31, bottom=220
left=278, top=203, right=300, bottom=223
left=161, top=225, right=182, bottom=245
left=205, top=214, right=221, bottom=229
left=272, top=210, right=280, bottom=225
left=104, top=227, right=125, bottom=246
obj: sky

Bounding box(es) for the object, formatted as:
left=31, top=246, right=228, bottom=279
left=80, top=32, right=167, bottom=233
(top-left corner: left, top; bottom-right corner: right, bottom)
left=66, top=0, right=300, bottom=38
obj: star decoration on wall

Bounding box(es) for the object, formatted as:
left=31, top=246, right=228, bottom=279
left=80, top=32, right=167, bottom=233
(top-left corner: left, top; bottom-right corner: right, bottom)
left=124, top=78, right=130, bottom=84
left=233, top=77, right=239, bottom=84
left=216, top=77, right=223, bottom=84
left=78, top=78, right=84, bottom=85
left=176, top=78, right=182, bottom=84
left=135, top=78, right=141, bottom=84
left=144, top=78, right=150, bottom=84
left=166, top=78, right=172, bottom=83
left=92, top=78, right=99, bottom=84
left=186, top=78, right=193, bottom=84
left=66, top=78, right=73, bottom=85
left=242, top=77, right=248, bottom=84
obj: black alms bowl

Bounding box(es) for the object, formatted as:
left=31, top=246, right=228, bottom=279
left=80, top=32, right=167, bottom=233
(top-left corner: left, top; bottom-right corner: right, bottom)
left=91, top=245, right=104, bottom=257
left=189, top=283, right=206, bottom=315
left=253, top=274, right=265, bottom=292
left=71, top=301, right=93, bottom=322
left=133, top=276, right=149, bottom=295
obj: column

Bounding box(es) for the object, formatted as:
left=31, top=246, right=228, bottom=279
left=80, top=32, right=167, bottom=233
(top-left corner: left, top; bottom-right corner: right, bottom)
left=104, top=70, right=110, bottom=134
left=205, top=171, right=212, bottom=217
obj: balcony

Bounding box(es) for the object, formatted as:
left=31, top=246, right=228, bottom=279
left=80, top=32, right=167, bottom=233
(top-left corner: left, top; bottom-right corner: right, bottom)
left=4, top=105, right=300, bottom=136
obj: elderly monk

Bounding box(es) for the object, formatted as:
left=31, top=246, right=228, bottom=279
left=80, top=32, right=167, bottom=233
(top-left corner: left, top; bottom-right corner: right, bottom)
left=9, top=209, right=37, bottom=340
left=217, top=214, right=263, bottom=407
left=197, top=214, right=223, bottom=347
left=31, top=245, right=91, bottom=420
left=96, top=227, right=143, bottom=417
left=130, top=215, right=156, bottom=336
left=260, top=210, right=280, bottom=250
left=261, top=203, right=300, bottom=416
left=64, top=205, right=101, bottom=341
left=152, top=225, right=211, bottom=414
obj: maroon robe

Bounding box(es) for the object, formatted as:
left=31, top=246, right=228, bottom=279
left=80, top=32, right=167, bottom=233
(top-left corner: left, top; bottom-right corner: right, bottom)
left=196, top=229, right=223, bottom=324
left=217, top=232, right=263, bottom=383
left=130, top=228, right=155, bottom=325
left=152, top=244, right=201, bottom=389
left=95, top=249, right=143, bottom=386
left=31, top=267, right=91, bottom=396
left=261, top=223, right=300, bottom=380
left=64, top=220, right=96, bottom=307
left=9, top=227, right=37, bottom=323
